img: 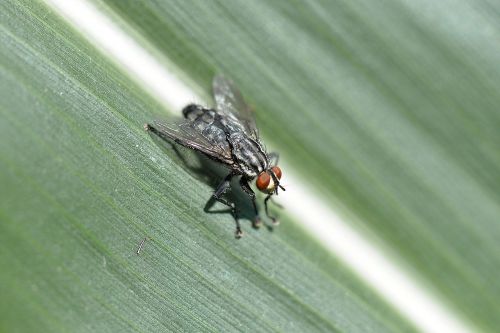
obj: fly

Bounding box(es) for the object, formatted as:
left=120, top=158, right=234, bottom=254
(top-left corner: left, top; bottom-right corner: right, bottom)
left=145, top=75, right=285, bottom=238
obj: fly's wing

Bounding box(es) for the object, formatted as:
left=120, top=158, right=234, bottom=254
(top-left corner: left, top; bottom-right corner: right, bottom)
left=149, top=119, right=233, bottom=165
left=213, top=75, right=258, bottom=139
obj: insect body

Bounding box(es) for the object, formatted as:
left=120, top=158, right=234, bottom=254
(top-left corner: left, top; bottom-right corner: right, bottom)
left=145, top=75, right=284, bottom=238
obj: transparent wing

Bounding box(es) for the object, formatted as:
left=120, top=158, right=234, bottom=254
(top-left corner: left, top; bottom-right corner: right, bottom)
left=213, top=75, right=258, bottom=138
left=149, top=119, right=233, bottom=165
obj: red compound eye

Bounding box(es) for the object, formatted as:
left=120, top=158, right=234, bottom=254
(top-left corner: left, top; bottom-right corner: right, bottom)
left=271, top=166, right=282, bottom=179
left=256, top=172, right=271, bottom=191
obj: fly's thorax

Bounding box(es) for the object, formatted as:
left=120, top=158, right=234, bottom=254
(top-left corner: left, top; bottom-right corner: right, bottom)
left=228, top=132, right=268, bottom=177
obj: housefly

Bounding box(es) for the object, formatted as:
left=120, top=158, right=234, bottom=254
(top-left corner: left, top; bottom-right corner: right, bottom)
left=145, top=75, right=284, bottom=238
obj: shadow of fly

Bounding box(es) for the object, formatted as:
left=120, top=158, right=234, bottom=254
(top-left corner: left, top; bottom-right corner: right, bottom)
left=145, top=75, right=284, bottom=238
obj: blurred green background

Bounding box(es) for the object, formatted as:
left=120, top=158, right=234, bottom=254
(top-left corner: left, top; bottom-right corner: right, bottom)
left=2, top=0, right=500, bottom=331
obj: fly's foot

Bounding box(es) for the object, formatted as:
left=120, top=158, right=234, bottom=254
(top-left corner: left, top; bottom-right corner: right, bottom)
left=252, top=217, right=262, bottom=229
left=235, top=227, right=243, bottom=239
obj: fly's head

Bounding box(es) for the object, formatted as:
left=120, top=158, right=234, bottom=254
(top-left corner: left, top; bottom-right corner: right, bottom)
left=256, top=166, right=285, bottom=195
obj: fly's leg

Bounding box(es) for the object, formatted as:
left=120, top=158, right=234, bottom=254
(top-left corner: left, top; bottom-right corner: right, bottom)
left=206, top=173, right=242, bottom=238
left=268, top=152, right=280, bottom=166
left=239, top=178, right=261, bottom=229
left=264, top=194, right=280, bottom=225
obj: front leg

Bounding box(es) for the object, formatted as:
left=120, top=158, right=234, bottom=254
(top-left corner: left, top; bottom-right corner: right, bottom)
left=205, top=172, right=242, bottom=238
left=239, top=177, right=261, bottom=228
left=264, top=194, right=279, bottom=225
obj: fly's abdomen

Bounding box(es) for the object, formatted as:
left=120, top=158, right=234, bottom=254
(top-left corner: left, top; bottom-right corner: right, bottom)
left=183, top=104, right=228, bottom=147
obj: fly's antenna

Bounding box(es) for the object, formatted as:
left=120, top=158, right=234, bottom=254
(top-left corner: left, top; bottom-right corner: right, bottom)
left=270, top=171, right=285, bottom=195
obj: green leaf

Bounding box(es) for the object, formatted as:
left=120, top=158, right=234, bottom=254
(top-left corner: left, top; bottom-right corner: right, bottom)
left=95, top=0, right=500, bottom=331
left=0, top=1, right=417, bottom=332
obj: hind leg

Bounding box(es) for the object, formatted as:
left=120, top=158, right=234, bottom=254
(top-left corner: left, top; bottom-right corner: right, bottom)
left=204, top=172, right=243, bottom=238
